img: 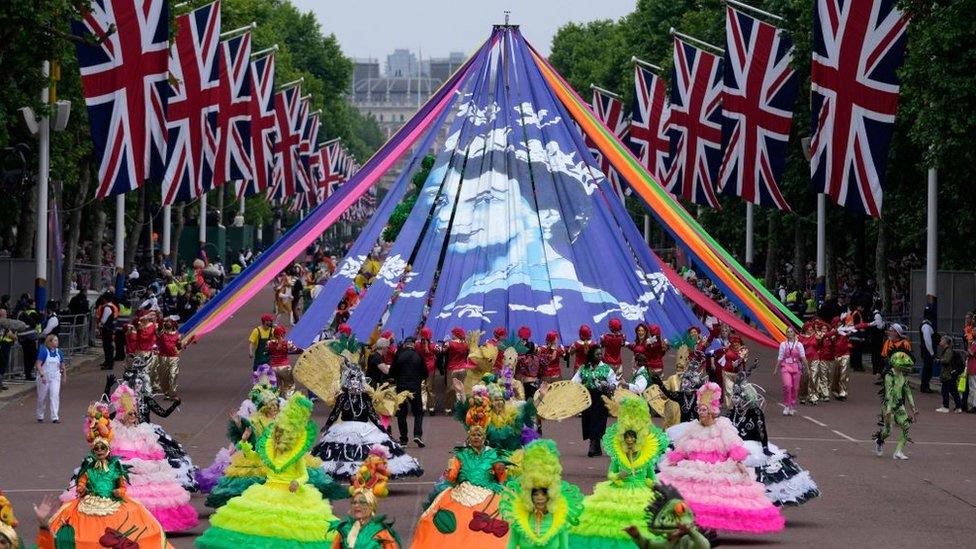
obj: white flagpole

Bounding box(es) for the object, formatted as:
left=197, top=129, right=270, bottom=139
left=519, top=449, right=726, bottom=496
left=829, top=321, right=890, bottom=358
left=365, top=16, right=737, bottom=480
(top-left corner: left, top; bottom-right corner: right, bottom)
left=925, top=165, right=937, bottom=299
left=35, top=61, right=51, bottom=307
left=114, top=194, right=125, bottom=271
left=745, top=202, right=754, bottom=268
left=643, top=214, right=650, bottom=244
left=235, top=193, right=245, bottom=227
left=199, top=192, right=207, bottom=255
left=816, top=193, right=826, bottom=284
left=162, top=205, right=171, bottom=260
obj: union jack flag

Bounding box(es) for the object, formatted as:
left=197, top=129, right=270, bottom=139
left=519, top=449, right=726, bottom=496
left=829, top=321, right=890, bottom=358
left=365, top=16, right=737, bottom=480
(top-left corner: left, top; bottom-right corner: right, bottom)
left=299, top=109, right=320, bottom=189
left=322, top=140, right=347, bottom=195
left=214, top=31, right=252, bottom=188
left=269, top=85, right=310, bottom=200
left=237, top=53, right=276, bottom=198
left=718, top=7, right=797, bottom=211
left=71, top=0, right=170, bottom=198
left=665, top=37, right=723, bottom=208
left=810, top=0, right=909, bottom=217
left=161, top=1, right=222, bottom=205
left=585, top=88, right=629, bottom=202
left=629, top=64, right=671, bottom=186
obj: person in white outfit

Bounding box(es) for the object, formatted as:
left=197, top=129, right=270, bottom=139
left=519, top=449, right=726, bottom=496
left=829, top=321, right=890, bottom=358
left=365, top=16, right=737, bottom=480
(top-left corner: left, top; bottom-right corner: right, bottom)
left=35, top=334, right=65, bottom=423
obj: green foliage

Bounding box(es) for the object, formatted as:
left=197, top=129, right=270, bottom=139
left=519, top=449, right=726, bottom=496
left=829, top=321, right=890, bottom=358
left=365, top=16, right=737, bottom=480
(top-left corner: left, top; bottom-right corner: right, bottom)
left=381, top=155, right=435, bottom=243
left=549, top=0, right=976, bottom=273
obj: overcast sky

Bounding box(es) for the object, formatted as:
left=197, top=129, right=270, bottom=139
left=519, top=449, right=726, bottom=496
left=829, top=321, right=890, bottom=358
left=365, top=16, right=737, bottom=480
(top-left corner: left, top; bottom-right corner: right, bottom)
left=291, top=0, right=636, bottom=61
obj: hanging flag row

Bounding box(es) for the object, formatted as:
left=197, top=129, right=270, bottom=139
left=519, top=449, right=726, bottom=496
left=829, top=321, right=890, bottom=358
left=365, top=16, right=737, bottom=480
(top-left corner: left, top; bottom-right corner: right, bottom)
left=289, top=139, right=361, bottom=212
left=71, top=0, right=350, bottom=208
left=594, top=0, right=908, bottom=217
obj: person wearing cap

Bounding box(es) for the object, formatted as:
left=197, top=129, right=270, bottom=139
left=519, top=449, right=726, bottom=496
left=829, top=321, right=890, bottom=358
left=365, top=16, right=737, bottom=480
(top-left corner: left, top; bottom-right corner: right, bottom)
left=267, top=325, right=300, bottom=395
left=880, top=323, right=913, bottom=380
left=443, top=327, right=470, bottom=413
left=538, top=331, right=564, bottom=382
left=417, top=327, right=439, bottom=414
left=487, top=326, right=507, bottom=373
left=600, top=318, right=627, bottom=376
left=248, top=314, right=275, bottom=370
left=389, top=336, right=427, bottom=447
left=156, top=316, right=184, bottom=400
left=570, top=325, right=594, bottom=372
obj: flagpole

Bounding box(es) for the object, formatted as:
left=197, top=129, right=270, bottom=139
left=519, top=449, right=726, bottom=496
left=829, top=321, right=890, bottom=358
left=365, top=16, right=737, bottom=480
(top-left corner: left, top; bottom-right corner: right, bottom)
left=745, top=202, right=754, bottom=270
left=724, top=0, right=785, bottom=22
left=162, top=205, right=171, bottom=260
left=643, top=214, right=650, bottom=244
left=631, top=56, right=662, bottom=72
left=816, top=193, right=826, bottom=295
left=235, top=192, right=245, bottom=227
left=35, top=61, right=51, bottom=310
left=114, top=194, right=125, bottom=283
left=669, top=28, right=725, bottom=54
left=925, top=164, right=937, bottom=301
left=199, top=192, right=207, bottom=256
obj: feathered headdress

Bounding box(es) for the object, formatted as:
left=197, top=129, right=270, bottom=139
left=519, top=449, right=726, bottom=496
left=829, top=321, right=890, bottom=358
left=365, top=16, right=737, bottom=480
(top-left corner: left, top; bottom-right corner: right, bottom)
left=464, top=385, right=491, bottom=429
left=616, top=396, right=650, bottom=442
left=0, top=490, right=17, bottom=547
left=518, top=439, right=563, bottom=512
left=248, top=383, right=279, bottom=410
left=110, top=384, right=137, bottom=416
left=251, top=363, right=278, bottom=388
left=696, top=382, right=722, bottom=416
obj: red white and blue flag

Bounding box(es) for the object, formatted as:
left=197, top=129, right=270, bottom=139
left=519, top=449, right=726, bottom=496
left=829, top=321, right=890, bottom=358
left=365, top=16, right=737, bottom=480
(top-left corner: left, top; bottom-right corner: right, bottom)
left=238, top=53, right=276, bottom=198
left=161, top=0, right=222, bottom=205
left=269, top=85, right=309, bottom=200
left=71, top=0, right=170, bottom=198
left=214, top=31, right=253, bottom=189
left=629, top=64, right=671, bottom=187
left=810, top=0, right=909, bottom=217
left=665, top=37, right=723, bottom=208
left=299, top=108, right=320, bottom=190
left=321, top=140, right=347, bottom=196
left=719, top=7, right=797, bottom=211
left=585, top=88, right=629, bottom=202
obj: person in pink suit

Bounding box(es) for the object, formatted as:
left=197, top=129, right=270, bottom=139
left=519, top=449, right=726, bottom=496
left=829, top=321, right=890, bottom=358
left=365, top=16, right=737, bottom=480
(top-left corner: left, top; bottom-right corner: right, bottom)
left=657, top=382, right=785, bottom=534
left=775, top=327, right=808, bottom=416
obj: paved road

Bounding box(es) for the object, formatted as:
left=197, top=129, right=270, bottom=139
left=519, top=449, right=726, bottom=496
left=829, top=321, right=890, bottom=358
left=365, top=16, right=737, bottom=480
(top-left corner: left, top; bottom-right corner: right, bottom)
left=2, top=290, right=974, bottom=547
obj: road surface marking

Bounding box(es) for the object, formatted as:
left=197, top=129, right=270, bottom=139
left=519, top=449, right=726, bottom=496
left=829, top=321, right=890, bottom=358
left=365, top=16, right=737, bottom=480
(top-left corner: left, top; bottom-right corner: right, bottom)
left=802, top=415, right=828, bottom=427
left=831, top=429, right=859, bottom=442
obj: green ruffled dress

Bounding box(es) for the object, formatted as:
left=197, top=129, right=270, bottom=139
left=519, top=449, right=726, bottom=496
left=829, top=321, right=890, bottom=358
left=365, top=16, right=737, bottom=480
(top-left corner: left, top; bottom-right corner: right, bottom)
left=569, top=424, right=669, bottom=548
left=499, top=479, right=583, bottom=548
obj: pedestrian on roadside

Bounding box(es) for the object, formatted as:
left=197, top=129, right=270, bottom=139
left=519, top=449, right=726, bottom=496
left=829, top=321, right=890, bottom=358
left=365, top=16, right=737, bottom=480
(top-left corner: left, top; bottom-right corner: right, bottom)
left=0, top=310, right=14, bottom=391
left=16, top=296, right=41, bottom=381
left=965, top=336, right=976, bottom=413
left=389, top=336, right=427, bottom=448
left=935, top=335, right=964, bottom=413
left=919, top=306, right=936, bottom=393
left=41, top=301, right=60, bottom=339
left=366, top=337, right=391, bottom=387
left=35, top=334, right=65, bottom=423
left=96, top=294, right=119, bottom=371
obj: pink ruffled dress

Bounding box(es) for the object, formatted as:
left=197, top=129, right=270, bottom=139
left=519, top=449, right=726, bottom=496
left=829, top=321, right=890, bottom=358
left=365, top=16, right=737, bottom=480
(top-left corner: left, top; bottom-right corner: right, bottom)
left=61, top=420, right=199, bottom=532
left=657, top=416, right=784, bottom=534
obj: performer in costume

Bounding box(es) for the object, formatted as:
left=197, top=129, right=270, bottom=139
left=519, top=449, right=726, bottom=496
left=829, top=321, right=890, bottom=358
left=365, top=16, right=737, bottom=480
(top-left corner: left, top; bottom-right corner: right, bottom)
left=417, top=327, right=439, bottom=414
left=267, top=326, right=300, bottom=395
left=537, top=332, right=564, bottom=382
left=514, top=327, right=540, bottom=400
left=571, top=346, right=616, bottom=457
left=155, top=316, right=183, bottom=400
left=650, top=350, right=708, bottom=429
left=412, top=423, right=509, bottom=548
left=831, top=318, right=853, bottom=401
left=657, top=383, right=785, bottom=534
left=328, top=446, right=401, bottom=548
left=47, top=402, right=172, bottom=548
left=451, top=378, right=538, bottom=453
left=104, top=363, right=197, bottom=492
left=248, top=314, right=275, bottom=370
left=728, top=372, right=820, bottom=506
left=624, top=483, right=711, bottom=549
left=775, top=327, right=807, bottom=416
left=600, top=319, right=626, bottom=376
left=61, top=385, right=198, bottom=532
left=444, top=327, right=471, bottom=412
left=570, top=397, right=669, bottom=548
left=311, top=337, right=423, bottom=480
left=196, top=394, right=340, bottom=548
left=874, top=351, right=918, bottom=460
left=498, top=439, right=583, bottom=548
left=569, top=325, right=594, bottom=372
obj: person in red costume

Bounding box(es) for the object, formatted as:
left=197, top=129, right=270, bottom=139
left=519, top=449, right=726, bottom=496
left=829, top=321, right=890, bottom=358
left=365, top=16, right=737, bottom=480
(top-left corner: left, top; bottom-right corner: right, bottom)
left=267, top=326, right=301, bottom=396
left=417, top=327, right=440, bottom=414
left=798, top=322, right=819, bottom=405
left=444, top=327, right=470, bottom=413
left=156, top=317, right=183, bottom=400
left=831, top=317, right=853, bottom=401
left=811, top=320, right=835, bottom=403
left=380, top=330, right=397, bottom=365
left=538, top=331, right=565, bottom=381
left=337, top=323, right=353, bottom=337
left=515, top=326, right=540, bottom=399
left=718, top=335, right=747, bottom=406
left=600, top=318, right=627, bottom=375
left=570, top=325, right=594, bottom=372
left=488, top=326, right=507, bottom=373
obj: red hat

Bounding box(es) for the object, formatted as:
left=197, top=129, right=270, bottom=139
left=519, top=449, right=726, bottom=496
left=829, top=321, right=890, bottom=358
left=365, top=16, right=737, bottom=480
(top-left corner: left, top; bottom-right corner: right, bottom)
left=261, top=314, right=274, bottom=323
left=608, top=318, right=622, bottom=332
left=338, top=324, right=352, bottom=336
left=493, top=327, right=508, bottom=339
left=380, top=330, right=394, bottom=340
left=729, top=335, right=743, bottom=346
left=420, top=327, right=433, bottom=339
left=518, top=326, right=532, bottom=340
left=579, top=324, right=592, bottom=339
left=545, top=331, right=558, bottom=343
left=273, top=326, right=287, bottom=338
left=648, top=324, right=661, bottom=336
left=451, top=327, right=466, bottom=339
left=344, top=287, right=357, bottom=299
